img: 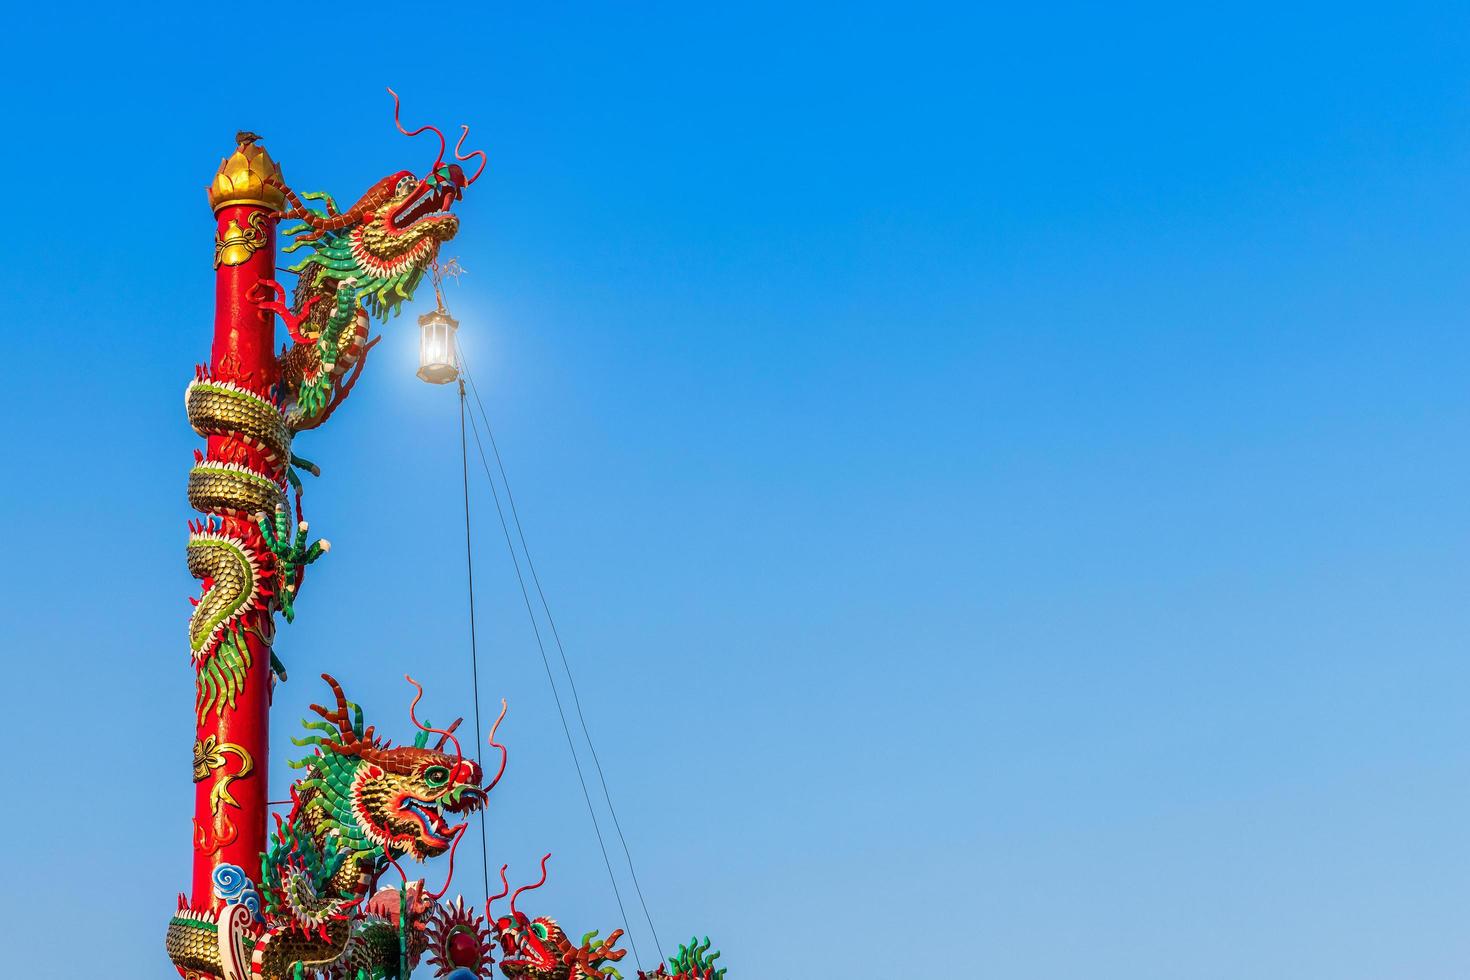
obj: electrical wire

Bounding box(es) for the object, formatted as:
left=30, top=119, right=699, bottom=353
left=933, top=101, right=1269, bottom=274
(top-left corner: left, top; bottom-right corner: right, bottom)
left=457, top=350, right=666, bottom=961
left=456, top=365, right=644, bottom=972
left=458, top=380, right=492, bottom=902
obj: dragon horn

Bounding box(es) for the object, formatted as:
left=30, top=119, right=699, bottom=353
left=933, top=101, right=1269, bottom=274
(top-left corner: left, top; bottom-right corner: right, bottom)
left=387, top=87, right=447, bottom=174
left=509, top=854, right=551, bottom=917
left=309, top=673, right=358, bottom=746
left=454, top=124, right=488, bottom=184
left=432, top=716, right=464, bottom=751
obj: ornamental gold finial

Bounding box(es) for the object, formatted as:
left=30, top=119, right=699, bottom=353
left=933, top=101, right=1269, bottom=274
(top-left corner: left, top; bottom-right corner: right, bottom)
left=208, top=133, right=286, bottom=212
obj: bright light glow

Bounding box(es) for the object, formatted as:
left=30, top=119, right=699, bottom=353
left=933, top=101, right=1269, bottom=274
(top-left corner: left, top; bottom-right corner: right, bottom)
left=417, top=309, right=460, bottom=384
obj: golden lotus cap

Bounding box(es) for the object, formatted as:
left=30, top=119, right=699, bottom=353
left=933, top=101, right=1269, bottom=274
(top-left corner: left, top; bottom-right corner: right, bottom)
left=208, top=132, right=286, bottom=212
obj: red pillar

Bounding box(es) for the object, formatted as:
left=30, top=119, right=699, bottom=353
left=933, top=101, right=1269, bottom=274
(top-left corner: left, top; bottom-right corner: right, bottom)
left=190, top=137, right=285, bottom=910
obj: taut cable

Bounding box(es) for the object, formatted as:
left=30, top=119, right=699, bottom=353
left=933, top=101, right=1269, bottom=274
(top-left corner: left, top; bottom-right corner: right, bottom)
left=455, top=355, right=643, bottom=971
left=457, top=351, right=666, bottom=961
left=458, top=379, right=492, bottom=902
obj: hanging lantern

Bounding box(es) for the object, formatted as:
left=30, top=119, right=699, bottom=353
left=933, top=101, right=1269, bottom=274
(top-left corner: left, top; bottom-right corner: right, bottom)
left=417, top=308, right=460, bottom=384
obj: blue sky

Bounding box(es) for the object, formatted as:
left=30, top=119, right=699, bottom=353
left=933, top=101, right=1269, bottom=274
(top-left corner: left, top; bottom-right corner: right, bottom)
left=4, top=2, right=1470, bottom=977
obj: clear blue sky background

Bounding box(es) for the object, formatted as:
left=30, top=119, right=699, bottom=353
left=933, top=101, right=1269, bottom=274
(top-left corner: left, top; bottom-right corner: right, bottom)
left=3, top=3, right=1470, bottom=977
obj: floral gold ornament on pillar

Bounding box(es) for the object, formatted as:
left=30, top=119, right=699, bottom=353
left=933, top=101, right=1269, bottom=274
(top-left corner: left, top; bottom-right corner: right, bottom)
left=208, top=132, right=287, bottom=212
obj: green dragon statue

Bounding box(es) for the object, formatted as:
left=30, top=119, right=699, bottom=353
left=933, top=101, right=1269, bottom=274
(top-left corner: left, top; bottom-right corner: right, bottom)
left=166, top=674, right=507, bottom=980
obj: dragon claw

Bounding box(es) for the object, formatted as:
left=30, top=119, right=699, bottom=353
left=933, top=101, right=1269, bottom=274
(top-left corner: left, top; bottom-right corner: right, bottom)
left=250, top=279, right=322, bottom=345
left=258, top=504, right=328, bottom=622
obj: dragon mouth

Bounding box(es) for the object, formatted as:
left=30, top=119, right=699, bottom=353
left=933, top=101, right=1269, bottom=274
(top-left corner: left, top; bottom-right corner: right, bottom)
left=387, top=180, right=456, bottom=233
left=498, top=928, right=555, bottom=973
left=391, top=783, right=485, bottom=853
left=398, top=797, right=458, bottom=849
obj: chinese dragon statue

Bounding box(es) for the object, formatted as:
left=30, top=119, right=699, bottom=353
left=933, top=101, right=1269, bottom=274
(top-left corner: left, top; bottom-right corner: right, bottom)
left=483, top=859, right=726, bottom=980
left=172, top=92, right=731, bottom=980
left=186, top=92, right=485, bottom=719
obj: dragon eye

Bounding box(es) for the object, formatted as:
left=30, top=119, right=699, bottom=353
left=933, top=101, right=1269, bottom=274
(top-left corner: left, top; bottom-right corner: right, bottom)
left=397, top=176, right=416, bottom=195
left=531, top=923, right=548, bottom=940
left=424, top=765, right=450, bottom=787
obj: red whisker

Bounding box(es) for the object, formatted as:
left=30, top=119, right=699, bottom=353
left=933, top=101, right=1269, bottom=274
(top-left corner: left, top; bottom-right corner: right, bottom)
left=433, top=716, right=464, bottom=752
left=387, top=87, right=447, bottom=174
left=404, top=674, right=464, bottom=760
left=426, top=824, right=467, bottom=901
left=486, top=698, right=509, bottom=792
left=509, top=854, right=551, bottom=917
left=384, top=851, right=410, bottom=887
left=454, top=124, right=488, bottom=185
left=487, top=863, right=511, bottom=917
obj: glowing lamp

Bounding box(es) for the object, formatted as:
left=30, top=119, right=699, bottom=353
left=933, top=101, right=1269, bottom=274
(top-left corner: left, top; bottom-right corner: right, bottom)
left=417, top=308, right=460, bottom=384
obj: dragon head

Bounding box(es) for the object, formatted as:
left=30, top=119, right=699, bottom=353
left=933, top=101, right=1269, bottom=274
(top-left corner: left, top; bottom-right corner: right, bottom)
left=292, top=674, right=508, bottom=864
left=278, top=90, right=486, bottom=325
left=262, top=91, right=489, bottom=422
left=494, top=912, right=569, bottom=979
left=489, top=858, right=627, bottom=980
left=350, top=741, right=486, bottom=860
left=342, top=161, right=466, bottom=298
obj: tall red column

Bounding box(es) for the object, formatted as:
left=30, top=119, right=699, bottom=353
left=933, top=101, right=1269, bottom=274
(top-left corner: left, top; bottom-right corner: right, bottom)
left=190, top=137, right=285, bottom=909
